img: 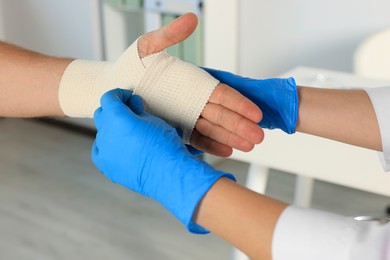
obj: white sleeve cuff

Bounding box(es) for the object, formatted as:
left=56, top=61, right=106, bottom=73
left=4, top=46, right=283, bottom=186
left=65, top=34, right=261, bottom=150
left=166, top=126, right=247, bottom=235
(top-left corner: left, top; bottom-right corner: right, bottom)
left=378, top=152, right=390, bottom=172
left=272, top=206, right=384, bottom=260
left=365, top=87, right=390, bottom=172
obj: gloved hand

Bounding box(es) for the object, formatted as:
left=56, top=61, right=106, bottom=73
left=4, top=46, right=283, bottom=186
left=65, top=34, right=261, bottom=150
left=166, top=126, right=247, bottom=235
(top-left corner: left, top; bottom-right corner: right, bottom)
left=203, top=68, right=298, bottom=134
left=92, top=89, right=235, bottom=234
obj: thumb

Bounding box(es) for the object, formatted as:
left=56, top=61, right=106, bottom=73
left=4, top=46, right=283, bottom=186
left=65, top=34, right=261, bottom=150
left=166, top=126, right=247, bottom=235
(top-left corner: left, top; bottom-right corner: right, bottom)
left=138, top=12, right=198, bottom=58
left=100, top=89, right=133, bottom=109
left=127, top=94, right=144, bottom=115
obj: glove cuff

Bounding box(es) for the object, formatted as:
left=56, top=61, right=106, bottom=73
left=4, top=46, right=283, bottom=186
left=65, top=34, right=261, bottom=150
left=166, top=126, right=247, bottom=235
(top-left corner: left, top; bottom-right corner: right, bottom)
left=158, top=157, right=236, bottom=234
left=284, top=77, right=299, bottom=134
left=188, top=172, right=236, bottom=234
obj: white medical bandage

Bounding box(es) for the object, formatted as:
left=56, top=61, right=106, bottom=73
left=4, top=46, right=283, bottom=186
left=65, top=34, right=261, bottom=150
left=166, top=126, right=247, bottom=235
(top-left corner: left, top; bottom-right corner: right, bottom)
left=59, top=39, right=219, bottom=143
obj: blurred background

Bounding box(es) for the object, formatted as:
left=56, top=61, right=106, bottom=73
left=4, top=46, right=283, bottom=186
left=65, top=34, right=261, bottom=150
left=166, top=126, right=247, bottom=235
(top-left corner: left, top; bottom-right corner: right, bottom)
left=0, top=0, right=389, bottom=259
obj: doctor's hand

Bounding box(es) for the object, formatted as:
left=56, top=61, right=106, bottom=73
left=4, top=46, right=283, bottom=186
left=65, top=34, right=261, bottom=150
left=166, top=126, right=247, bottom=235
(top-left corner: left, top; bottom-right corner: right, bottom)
left=92, top=88, right=235, bottom=233
left=204, top=68, right=299, bottom=134
left=138, top=13, right=264, bottom=157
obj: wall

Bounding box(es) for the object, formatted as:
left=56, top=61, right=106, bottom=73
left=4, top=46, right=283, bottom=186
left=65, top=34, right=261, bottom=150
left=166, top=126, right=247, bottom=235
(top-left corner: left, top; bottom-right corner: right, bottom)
left=239, top=0, right=390, bottom=78
left=0, top=1, right=4, bottom=40
left=0, top=0, right=102, bottom=60
left=102, top=3, right=144, bottom=61
left=0, top=0, right=104, bottom=128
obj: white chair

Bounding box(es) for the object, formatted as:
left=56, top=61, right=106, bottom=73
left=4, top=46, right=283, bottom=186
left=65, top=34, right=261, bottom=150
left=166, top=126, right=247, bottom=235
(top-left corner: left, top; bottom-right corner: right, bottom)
left=354, top=29, right=390, bottom=80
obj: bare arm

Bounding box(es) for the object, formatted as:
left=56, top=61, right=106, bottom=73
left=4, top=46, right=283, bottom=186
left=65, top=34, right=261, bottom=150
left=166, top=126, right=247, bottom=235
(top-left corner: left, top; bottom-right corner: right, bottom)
left=0, top=41, right=72, bottom=117
left=296, top=86, right=382, bottom=151
left=194, top=178, right=288, bottom=260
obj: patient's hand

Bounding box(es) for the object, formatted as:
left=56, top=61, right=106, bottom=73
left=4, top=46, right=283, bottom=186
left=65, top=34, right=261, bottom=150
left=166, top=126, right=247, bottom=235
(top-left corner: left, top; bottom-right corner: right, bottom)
left=138, top=13, right=264, bottom=157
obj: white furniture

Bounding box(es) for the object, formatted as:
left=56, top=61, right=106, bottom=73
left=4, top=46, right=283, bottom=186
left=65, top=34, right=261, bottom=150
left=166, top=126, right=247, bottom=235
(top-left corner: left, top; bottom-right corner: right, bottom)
left=354, top=29, right=390, bottom=80
left=231, top=66, right=390, bottom=260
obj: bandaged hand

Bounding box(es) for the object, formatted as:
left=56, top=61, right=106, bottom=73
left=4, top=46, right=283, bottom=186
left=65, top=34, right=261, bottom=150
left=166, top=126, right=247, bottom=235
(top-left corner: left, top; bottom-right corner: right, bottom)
left=204, top=68, right=298, bottom=134
left=92, top=88, right=235, bottom=233
left=59, top=13, right=263, bottom=157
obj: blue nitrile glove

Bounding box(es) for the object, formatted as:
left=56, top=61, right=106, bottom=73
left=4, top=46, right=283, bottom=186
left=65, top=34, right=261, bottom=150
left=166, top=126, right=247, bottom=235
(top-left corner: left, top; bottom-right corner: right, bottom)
left=203, top=68, right=298, bottom=134
left=176, top=128, right=203, bottom=157
left=185, top=145, right=203, bottom=156
left=92, top=89, right=235, bottom=234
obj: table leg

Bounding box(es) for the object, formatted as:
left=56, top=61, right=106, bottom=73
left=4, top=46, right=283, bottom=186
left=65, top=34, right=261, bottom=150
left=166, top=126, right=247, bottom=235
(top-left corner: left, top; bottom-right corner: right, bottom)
left=203, top=154, right=225, bottom=166
left=293, top=176, right=314, bottom=207
left=245, top=163, right=269, bottom=194
left=231, top=163, right=270, bottom=260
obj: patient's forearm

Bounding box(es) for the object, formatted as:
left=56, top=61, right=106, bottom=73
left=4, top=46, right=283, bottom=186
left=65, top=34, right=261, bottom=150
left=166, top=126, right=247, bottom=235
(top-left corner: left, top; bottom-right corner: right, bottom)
left=0, top=41, right=71, bottom=117
left=296, top=86, right=382, bottom=151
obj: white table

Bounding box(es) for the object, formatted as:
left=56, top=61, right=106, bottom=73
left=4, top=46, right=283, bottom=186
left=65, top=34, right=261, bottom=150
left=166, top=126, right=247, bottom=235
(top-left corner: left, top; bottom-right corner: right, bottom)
left=231, top=66, right=390, bottom=260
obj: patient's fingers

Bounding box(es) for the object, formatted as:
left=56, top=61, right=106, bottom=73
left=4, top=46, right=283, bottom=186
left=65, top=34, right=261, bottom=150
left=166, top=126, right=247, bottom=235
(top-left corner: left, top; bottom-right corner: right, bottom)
left=195, top=118, right=255, bottom=152
left=208, top=84, right=263, bottom=123
left=202, top=103, right=264, bottom=144
left=138, top=13, right=198, bottom=58
left=190, top=130, right=233, bottom=157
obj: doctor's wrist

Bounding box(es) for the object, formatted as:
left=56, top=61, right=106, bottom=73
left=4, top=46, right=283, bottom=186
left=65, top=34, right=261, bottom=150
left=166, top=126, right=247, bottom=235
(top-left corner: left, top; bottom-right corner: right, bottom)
left=168, top=161, right=236, bottom=234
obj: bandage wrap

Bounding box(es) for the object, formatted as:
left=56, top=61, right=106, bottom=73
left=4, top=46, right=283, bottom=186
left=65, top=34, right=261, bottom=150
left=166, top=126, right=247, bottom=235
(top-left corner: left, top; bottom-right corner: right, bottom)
left=59, top=39, right=219, bottom=143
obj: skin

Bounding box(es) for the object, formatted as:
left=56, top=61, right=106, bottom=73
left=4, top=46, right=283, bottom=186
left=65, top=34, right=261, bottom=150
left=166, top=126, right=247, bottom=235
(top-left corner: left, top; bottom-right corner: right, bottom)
left=0, top=13, right=264, bottom=157
left=296, top=86, right=382, bottom=151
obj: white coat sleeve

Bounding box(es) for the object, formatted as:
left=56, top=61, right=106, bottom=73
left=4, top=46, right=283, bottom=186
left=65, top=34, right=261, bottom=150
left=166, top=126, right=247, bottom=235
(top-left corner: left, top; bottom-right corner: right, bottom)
left=365, top=86, right=390, bottom=172
left=272, top=206, right=390, bottom=260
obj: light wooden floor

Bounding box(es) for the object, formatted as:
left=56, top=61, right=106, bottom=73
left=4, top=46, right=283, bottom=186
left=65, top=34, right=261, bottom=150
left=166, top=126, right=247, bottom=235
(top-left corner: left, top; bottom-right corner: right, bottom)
left=0, top=118, right=389, bottom=259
